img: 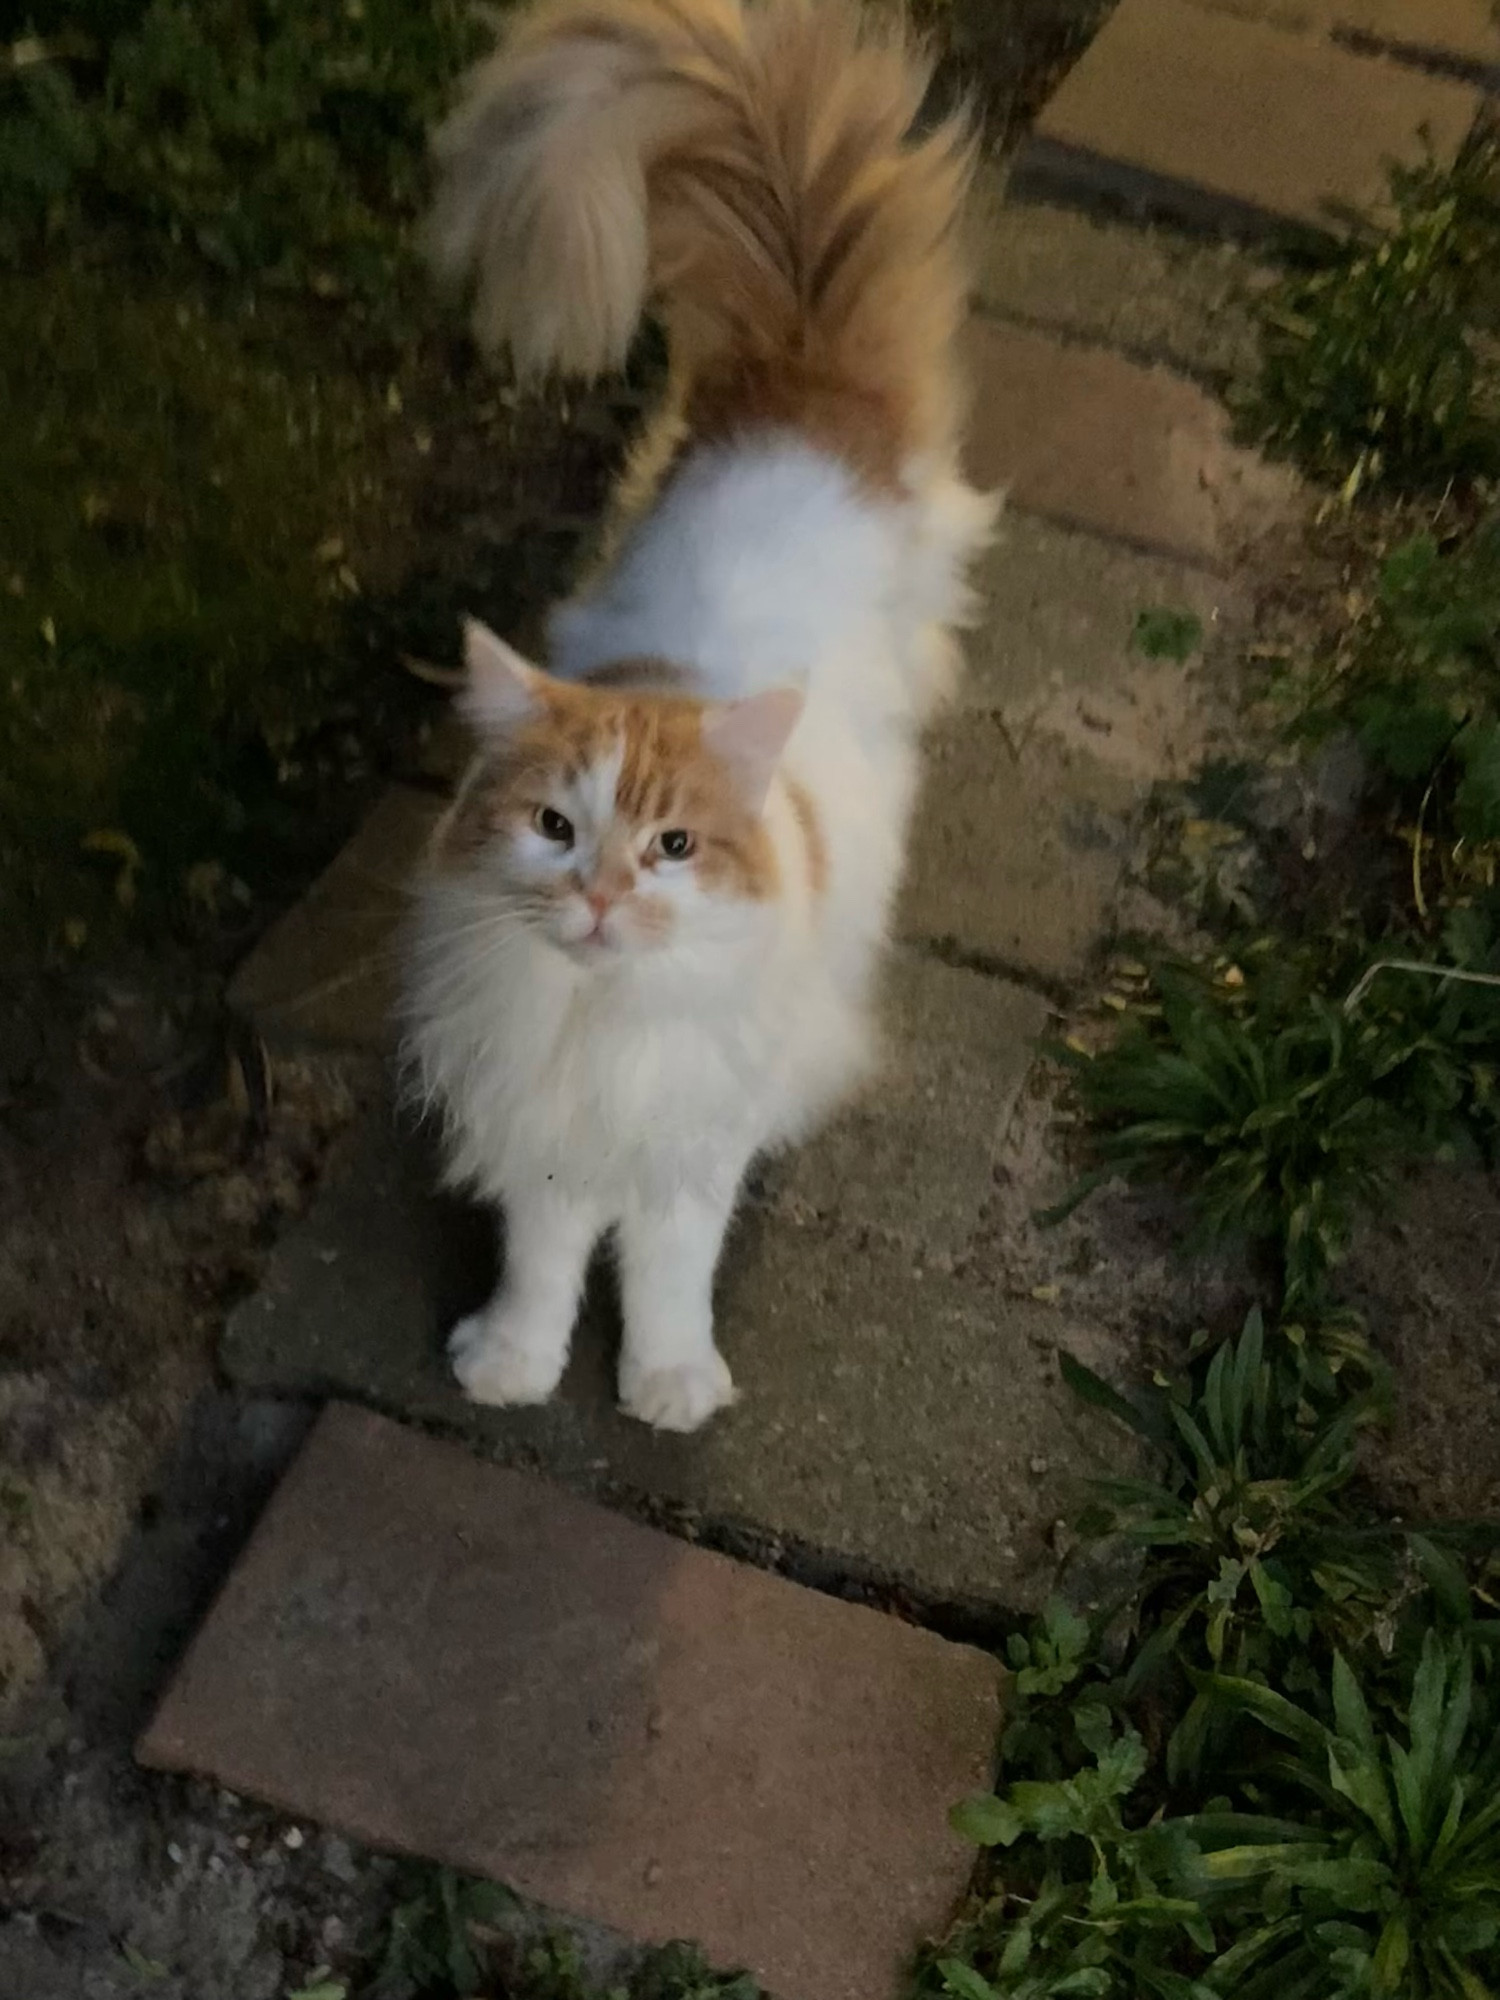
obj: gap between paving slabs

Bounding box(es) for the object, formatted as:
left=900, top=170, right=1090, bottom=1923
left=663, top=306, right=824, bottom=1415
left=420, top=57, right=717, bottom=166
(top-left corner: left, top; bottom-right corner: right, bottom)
left=1187, top=0, right=1500, bottom=82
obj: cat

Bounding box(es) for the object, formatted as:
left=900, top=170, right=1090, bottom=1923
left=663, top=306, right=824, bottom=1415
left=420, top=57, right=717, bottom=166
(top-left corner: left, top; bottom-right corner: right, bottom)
left=402, top=0, right=996, bottom=1432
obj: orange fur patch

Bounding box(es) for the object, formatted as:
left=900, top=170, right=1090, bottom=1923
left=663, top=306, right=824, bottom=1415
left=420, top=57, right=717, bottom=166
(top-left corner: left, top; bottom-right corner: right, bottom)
left=438, top=678, right=780, bottom=901
left=430, top=0, right=975, bottom=497
left=649, top=0, right=975, bottom=491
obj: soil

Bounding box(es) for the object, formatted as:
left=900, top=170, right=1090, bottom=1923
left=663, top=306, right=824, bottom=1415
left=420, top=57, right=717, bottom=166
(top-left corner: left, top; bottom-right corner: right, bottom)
left=1345, top=1164, right=1500, bottom=1523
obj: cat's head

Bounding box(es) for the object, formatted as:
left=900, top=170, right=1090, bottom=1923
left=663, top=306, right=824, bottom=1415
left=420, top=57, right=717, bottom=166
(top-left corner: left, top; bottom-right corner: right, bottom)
left=433, top=619, right=803, bottom=960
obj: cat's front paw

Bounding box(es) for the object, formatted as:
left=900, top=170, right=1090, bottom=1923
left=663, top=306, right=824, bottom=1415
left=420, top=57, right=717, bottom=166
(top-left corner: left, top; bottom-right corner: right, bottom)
left=619, top=1349, right=736, bottom=1433
left=448, top=1310, right=565, bottom=1408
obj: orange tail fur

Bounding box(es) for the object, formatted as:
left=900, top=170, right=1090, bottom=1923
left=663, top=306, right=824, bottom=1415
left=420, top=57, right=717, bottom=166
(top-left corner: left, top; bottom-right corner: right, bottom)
left=427, top=0, right=974, bottom=489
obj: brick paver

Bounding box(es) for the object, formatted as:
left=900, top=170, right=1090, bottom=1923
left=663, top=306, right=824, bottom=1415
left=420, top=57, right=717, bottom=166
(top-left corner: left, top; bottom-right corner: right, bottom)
left=969, top=168, right=1266, bottom=382
left=139, top=1404, right=1001, bottom=2000
left=1015, top=0, right=1482, bottom=236
left=963, top=319, right=1296, bottom=567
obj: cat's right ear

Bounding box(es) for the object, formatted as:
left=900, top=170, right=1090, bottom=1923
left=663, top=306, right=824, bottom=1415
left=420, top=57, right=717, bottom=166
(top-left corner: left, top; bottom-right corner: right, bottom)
left=460, top=619, right=544, bottom=731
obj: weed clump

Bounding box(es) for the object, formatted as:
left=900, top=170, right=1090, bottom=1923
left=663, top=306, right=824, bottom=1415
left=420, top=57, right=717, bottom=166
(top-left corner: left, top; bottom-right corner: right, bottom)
left=1058, top=932, right=1500, bottom=1308
left=924, top=1313, right=1500, bottom=2000
left=1238, top=134, right=1500, bottom=498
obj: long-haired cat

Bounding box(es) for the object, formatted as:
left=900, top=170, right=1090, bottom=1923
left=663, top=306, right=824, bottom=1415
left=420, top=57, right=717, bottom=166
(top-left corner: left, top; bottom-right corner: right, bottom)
left=403, top=0, right=995, bottom=1431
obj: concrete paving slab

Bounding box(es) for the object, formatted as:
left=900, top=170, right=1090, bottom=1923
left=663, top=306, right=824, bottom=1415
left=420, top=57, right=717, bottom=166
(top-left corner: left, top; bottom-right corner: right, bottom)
left=900, top=716, right=1139, bottom=987
left=1188, top=0, right=1500, bottom=77
left=758, top=952, right=1048, bottom=1257
left=963, top=318, right=1297, bottom=568
left=222, top=1109, right=1123, bottom=1611
left=139, top=1403, right=1000, bottom=2000
left=227, top=784, right=438, bottom=1051
left=1013, top=0, right=1482, bottom=236
left=962, top=512, right=1233, bottom=727
left=968, top=171, right=1267, bottom=381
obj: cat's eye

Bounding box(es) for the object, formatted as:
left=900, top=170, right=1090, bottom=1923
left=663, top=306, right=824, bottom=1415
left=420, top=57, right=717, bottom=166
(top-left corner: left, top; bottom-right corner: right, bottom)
left=534, top=806, right=575, bottom=846
left=657, top=828, right=696, bottom=860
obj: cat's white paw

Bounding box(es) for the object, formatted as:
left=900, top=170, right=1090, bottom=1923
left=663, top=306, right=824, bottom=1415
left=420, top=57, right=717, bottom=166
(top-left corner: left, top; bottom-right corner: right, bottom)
left=619, top=1350, right=736, bottom=1433
left=448, top=1311, right=565, bottom=1408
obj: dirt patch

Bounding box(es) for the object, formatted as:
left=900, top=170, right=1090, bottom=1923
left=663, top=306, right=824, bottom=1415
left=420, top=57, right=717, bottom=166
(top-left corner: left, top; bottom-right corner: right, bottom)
left=0, top=955, right=368, bottom=1711
left=1345, top=1164, right=1500, bottom=1522
left=974, top=1061, right=1261, bottom=1357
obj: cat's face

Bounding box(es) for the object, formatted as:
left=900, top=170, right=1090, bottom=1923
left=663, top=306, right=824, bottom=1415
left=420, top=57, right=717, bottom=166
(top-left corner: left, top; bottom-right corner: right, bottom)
left=436, top=621, right=802, bottom=960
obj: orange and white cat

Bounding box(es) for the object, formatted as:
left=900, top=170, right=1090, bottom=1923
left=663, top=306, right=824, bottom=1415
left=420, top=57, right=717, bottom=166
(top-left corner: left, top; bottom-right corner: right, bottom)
left=403, top=0, right=994, bottom=1431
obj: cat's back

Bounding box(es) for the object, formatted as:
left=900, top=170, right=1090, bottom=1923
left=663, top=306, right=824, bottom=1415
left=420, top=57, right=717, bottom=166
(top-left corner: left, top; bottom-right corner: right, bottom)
left=548, top=436, right=904, bottom=702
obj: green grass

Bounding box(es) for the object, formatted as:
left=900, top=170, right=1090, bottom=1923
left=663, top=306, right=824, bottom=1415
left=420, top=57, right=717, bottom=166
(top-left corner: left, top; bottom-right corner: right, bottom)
left=1, top=0, right=484, bottom=299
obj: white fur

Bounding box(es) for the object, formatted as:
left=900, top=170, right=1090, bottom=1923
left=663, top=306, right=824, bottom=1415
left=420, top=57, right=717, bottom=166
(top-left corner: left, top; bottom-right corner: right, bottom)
left=403, top=435, right=994, bottom=1430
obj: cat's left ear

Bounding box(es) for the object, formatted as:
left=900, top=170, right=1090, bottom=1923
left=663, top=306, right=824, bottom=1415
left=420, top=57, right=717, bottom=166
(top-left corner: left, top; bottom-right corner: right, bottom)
left=701, top=686, right=804, bottom=811
left=459, top=618, right=545, bottom=731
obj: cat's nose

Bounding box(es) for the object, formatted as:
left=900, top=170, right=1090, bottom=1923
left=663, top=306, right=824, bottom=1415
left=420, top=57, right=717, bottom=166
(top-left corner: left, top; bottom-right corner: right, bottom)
left=584, top=889, right=612, bottom=921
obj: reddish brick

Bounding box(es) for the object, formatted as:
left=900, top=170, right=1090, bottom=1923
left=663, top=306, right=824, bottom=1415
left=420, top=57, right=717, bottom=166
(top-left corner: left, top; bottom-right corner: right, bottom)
left=1016, top=0, right=1482, bottom=236
left=139, top=1406, right=1000, bottom=2000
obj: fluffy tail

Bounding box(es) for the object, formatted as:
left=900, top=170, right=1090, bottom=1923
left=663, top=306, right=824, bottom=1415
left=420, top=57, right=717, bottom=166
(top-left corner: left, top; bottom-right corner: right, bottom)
left=426, top=0, right=974, bottom=489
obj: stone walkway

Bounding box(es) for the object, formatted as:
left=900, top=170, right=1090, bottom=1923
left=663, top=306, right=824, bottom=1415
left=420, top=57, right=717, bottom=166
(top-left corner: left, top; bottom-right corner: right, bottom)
left=146, top=5, right=1495, bottom=1992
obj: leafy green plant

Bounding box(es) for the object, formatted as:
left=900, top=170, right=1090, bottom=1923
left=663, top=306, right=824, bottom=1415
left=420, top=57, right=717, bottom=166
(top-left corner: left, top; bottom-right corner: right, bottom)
left=1065, top=1312, right=1388, bottom=1665
left=943, top=1712, right=1213, bottom=2000
left=950, top=116, right=1500, bottom=2000
left=359, top=1868, right=762, bottom=2000
left=1057, top=961, right=1407, bottom=1305
left=1238, top=134, right=1500, bottom=494
left=1059, top=927, right=1500, bottom=1308
left=288, top=1974, right=349, bottom=2000
left=1297, top=523, right=1500, bottom=849
left=1186, top=1631, right=1500, bottom=1997
left=925, top=1309, right=1498, bottom=2000
left=368, top=1868, right=515, bottom=1998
